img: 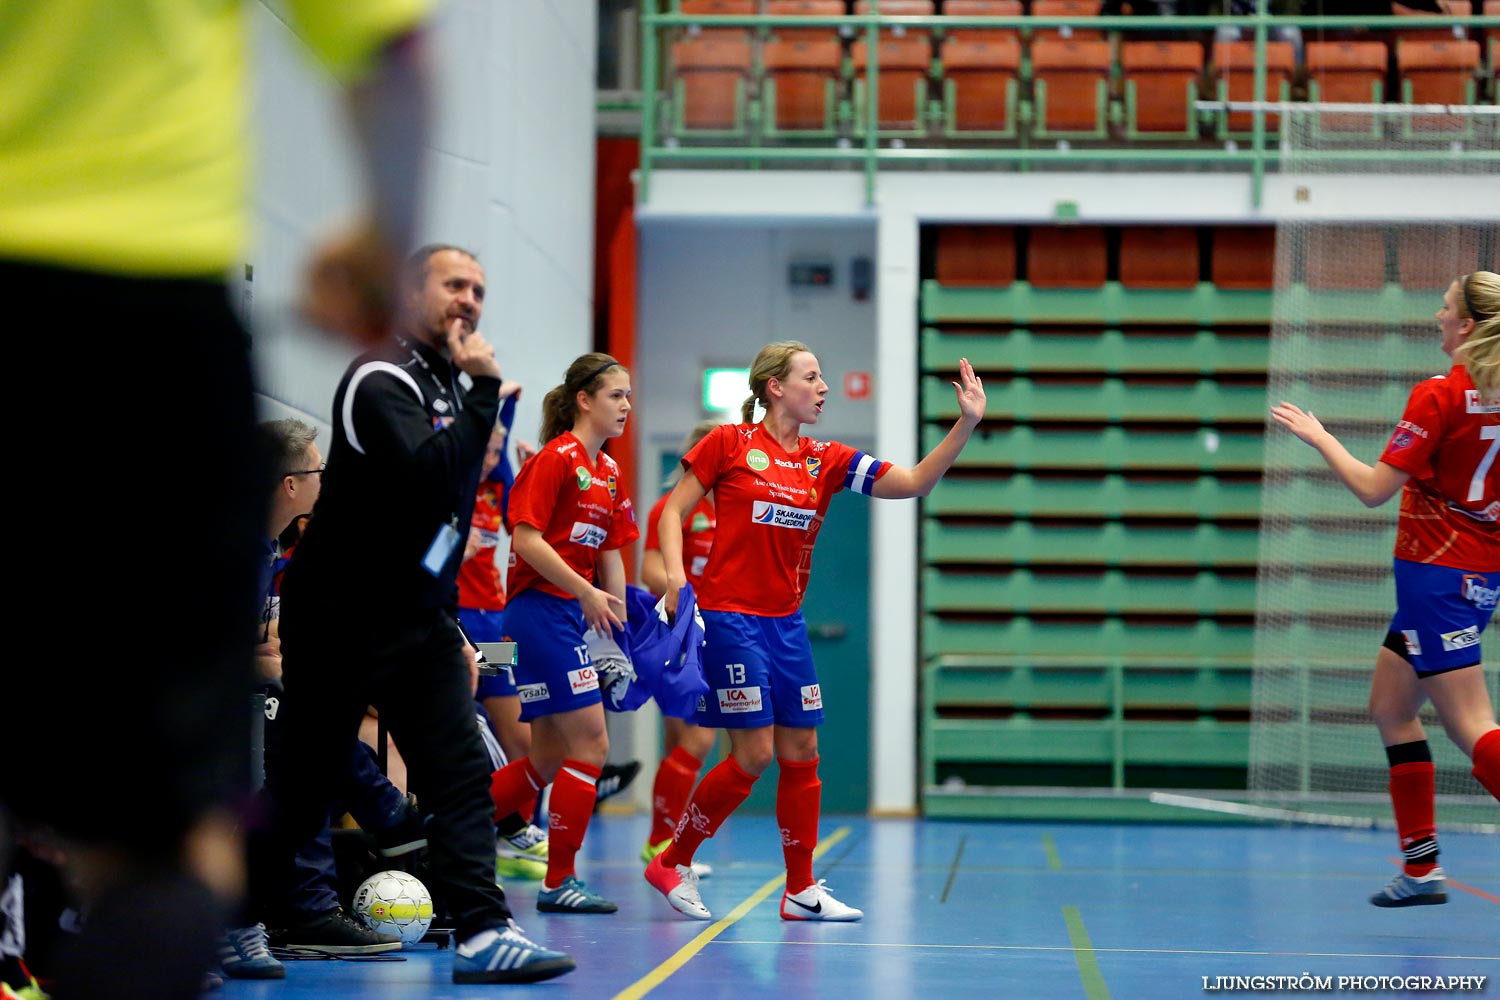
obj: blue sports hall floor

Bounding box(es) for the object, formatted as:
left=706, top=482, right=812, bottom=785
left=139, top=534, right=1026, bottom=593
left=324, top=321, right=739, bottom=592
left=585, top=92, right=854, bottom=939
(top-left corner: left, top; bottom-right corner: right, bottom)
left=219, top=813, right=1499, bottom=999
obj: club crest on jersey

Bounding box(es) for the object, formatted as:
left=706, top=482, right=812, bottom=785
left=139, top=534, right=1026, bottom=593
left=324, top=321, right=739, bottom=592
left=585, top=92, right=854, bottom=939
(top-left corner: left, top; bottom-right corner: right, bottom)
left=605, top=474, right=617, bottom=499
left=746, top=449, right=770, bottom=472
left=805, top=456, right=821, bottom=478
left=575, top=466, right=592, bottom=490
left=1389, top=430, right=1413, bottom=451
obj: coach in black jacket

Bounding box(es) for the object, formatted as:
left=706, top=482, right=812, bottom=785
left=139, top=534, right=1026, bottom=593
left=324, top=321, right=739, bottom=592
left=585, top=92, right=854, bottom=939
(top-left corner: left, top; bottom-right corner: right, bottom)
left=254, top=244, right=574, bottom=981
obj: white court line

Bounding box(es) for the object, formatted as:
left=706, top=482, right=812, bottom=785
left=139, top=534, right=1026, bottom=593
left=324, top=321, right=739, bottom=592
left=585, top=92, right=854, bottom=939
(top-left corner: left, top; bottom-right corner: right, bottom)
left=714, top=941, right=1500, bottom=962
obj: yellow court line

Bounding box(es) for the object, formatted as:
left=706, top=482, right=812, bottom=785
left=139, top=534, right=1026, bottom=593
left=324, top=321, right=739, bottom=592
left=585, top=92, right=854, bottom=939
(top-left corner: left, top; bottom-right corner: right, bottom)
left=613, top=826, right=852, bottom=1000
left=1064, top=905, right=1113, bottom=1000
left=1041, top=833, right=1063, bottom=871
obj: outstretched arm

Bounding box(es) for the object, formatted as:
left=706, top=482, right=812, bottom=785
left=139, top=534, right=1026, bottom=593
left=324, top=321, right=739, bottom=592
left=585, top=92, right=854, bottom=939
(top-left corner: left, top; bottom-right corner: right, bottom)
left=1270, top=401, right=1410, bottom=507
left=873, top=358, right=987, bottom=500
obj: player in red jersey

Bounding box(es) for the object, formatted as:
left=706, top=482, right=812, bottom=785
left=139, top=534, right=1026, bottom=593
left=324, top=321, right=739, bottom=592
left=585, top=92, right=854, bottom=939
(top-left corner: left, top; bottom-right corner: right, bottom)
left=639, top=420, right=721, bottom=868
left=486, top=353, right=638, bottom=913
left=1272, top=270, right=1500, bottom=908
left=644, top=341, right=987, bottom=921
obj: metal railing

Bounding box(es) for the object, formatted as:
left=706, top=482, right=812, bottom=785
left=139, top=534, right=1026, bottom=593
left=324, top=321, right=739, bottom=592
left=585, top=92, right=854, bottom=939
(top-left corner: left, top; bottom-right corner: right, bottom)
left=633, top=4, right=1500, bottom=205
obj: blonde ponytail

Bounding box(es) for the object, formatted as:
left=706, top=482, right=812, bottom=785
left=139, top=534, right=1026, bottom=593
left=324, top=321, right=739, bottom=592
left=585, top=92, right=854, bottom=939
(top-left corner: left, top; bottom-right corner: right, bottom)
left=1455, top=271, right=1500, bottom=402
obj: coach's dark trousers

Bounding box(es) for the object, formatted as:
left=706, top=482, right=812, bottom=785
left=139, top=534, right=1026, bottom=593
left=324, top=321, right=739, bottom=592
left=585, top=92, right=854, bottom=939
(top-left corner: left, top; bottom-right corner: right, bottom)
left=251, top=607, right=510, bottom=941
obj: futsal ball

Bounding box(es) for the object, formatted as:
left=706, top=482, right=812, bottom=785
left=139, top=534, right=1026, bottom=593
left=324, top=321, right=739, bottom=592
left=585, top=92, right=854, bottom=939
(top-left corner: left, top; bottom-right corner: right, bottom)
left=352, top=869, right=434, bottom=946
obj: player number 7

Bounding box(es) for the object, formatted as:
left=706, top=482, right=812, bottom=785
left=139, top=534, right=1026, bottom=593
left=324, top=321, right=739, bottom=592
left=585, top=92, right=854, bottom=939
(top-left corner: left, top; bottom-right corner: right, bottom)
left=1471, top=425, right=1500, bottom=503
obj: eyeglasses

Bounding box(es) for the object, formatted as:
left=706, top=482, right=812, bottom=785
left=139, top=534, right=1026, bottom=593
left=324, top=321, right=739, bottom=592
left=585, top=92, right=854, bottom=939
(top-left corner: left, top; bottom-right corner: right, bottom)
left=287, top=463, right=326, bottom=477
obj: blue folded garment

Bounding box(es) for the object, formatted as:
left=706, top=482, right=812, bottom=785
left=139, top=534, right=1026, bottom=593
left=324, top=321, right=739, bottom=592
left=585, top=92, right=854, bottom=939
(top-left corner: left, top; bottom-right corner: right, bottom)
left=600, top=583, right=709, bottom=718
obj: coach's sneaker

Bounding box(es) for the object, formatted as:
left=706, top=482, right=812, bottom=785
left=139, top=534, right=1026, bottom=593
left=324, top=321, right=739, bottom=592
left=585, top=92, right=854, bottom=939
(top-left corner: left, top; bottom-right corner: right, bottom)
left=268, top=906, right=402, bottom=954
left=642, top=838, right=715, bottom=878
left=452, top=920, right=576, bottom=984
left=217, top=924, right=285, bottom=979
left=1370, top=867, right=1448, bottom=907
left=496, top=824, right=548, bottom=881
left=781, top=880, right=863, bottom=922
left=374, top=793, right=428, bottom=858
left=644, top=852, right=712, bottom=920
left=536, top=874, right=618, bottom=914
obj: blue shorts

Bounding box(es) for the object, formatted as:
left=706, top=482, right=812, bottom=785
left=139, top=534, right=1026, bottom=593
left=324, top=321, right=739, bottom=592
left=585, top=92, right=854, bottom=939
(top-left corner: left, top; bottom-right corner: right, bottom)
left=499, top=589, right=602, bottom=721
left=459, top=607, right=517, bottom=699
left=695, top=610, right=825, bottom=729
left=1388, top=560, right=1498, bottom=677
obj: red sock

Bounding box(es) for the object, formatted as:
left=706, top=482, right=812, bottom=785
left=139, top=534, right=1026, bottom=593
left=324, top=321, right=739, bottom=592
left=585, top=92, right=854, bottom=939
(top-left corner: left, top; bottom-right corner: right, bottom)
left=650, top=746, right=704, bottom=845
left=1473, top=729, right=1500, bottom=802
left=490, top=758, right=544, bottom=825
left=545, top=759, right=602, bottom=887
left=1389, top=761, right=1438, bottom=876
left=661, top=756, right=756, bottom=869
left=777, top=757, right=822, bottom=894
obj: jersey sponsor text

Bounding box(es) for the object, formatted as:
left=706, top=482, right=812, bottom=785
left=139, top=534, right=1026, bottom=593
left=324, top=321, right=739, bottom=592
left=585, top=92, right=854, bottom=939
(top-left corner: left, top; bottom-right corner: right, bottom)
left=569, top=521, right=608, bottom=548
left=717, top=686, right=763, bottom=713
left=567, top=666, right=600, bottom=694
left=751, top=500, right=816, bottom=531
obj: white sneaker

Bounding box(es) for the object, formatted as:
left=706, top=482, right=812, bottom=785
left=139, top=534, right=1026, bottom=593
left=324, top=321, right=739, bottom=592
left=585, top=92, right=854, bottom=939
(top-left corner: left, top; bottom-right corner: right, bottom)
left=780, top=880, right=863, bottom=922
left=644, top=853, right=712, bottom=920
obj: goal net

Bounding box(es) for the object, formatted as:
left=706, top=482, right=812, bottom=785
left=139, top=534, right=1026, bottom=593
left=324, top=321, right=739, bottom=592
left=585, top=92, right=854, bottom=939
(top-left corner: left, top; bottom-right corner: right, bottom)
left=1248, top=104, right=1500, bottom=829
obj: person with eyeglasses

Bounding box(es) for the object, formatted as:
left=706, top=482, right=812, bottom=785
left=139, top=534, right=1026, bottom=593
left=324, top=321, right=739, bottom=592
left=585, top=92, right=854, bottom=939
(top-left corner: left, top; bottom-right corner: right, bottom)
left=250, top=245, right=575, bottom=983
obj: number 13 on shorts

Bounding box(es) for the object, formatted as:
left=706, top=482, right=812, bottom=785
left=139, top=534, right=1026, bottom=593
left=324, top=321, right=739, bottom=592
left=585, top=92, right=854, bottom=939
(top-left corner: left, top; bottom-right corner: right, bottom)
left=726, top=663, right=746, bottom=684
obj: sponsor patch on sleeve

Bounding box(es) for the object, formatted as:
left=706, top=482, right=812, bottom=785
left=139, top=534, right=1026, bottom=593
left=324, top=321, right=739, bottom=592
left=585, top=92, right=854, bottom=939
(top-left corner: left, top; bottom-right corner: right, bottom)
left=519, top=683, right=550, bottom=703
left=800, top=684, right=823, bottom=711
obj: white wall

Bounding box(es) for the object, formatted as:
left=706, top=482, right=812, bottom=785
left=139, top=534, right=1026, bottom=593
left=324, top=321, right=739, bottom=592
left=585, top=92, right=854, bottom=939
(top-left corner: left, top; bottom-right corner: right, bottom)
left=246, top=0, right=598, bottom=449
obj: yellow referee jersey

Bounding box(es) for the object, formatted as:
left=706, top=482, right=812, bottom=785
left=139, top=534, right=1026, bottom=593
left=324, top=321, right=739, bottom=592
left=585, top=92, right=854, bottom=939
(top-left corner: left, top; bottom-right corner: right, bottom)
left=0, top=0, right=430, bottom=277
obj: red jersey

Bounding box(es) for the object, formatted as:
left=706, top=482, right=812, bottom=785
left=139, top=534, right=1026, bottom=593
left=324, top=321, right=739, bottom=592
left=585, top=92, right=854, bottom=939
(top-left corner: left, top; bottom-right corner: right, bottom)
left=457, top=479, right=506, bottom=611
left=645, top=493, right=716, bottom=590
left=1379, top=363, right=1500, bottom=570
left=683, top=423, right=889, bottom=616
left=505, top=432, right=639, bottom=600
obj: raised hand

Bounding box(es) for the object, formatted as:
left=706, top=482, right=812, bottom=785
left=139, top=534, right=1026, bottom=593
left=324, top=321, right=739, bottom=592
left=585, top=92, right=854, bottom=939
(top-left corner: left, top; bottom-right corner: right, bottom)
left=445, top=317, right=501, bottom=380
left=952, top=357, right=987, bottom=426
left=1269, top=401, right=1328, bottom=447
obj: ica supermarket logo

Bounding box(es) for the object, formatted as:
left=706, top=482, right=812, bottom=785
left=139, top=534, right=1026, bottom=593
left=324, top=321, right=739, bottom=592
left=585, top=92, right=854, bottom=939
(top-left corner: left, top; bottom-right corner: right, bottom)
left=575, top=466, right=592, bottom=490
left=746, top=448, right=770, bottom=472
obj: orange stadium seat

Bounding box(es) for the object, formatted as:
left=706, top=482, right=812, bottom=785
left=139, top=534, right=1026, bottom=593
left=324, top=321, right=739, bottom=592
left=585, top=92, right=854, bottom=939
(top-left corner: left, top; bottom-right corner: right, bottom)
left=934, top=226, right=1018, bottom=286
left=766, top=0, right=847, bottom=44
left=670, top=36, right=755, bottom=132
left=1028, top=226, right=1108, bottom=288
left=1305, top=41, right=1388, bottom=134
left=852, top=33, right=934, bottom=133
left=1119, top=227, right=1200, bottom=289
left=1210, top=226, right=1276, bottom=290
left=1396, top=39, right=1481, bottom=133
left=762, top=37, right=846, bottom=133
left=1396, top=227, right=1483, bottom=291
left=1210, top=41, right=1296, bottom=137
left=679, top=0, right=757, bottom=42
left=942, top=0, right=1024, bottom=45
left=1030, top=0, right=1105, bottom=42
left=1031, top=38, right=1113, bottom=136
left=1304, top=228, right=1386, bottom=290
left=1120, top=40, right=1205, bottom=136
left=940, top=35, right=1024, bottom=134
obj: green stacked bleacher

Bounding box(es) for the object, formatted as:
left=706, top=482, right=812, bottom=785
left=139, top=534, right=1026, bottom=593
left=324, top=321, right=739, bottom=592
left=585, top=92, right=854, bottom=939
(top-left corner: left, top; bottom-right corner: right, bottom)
left=919, top=223, right=1274, bottom=820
